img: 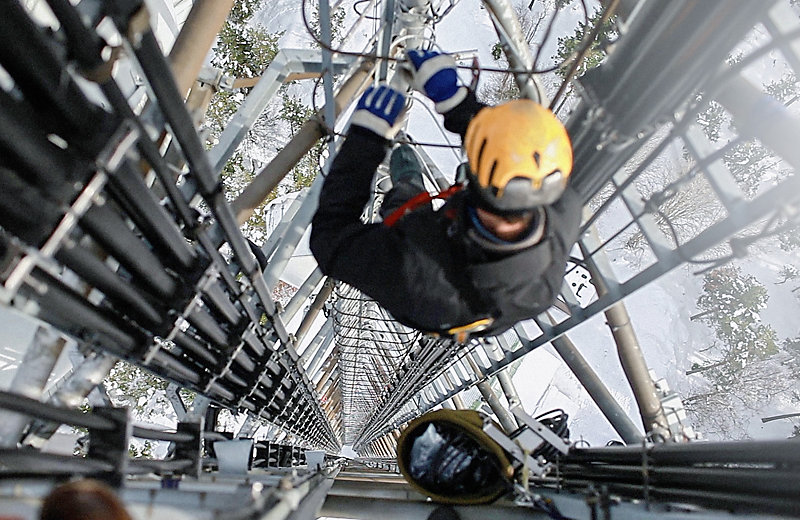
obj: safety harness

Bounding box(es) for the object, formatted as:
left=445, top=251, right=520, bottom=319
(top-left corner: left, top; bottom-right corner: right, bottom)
left=382, top=183, right=495, bottom=342
left=382, top=183, right=464, bottom=228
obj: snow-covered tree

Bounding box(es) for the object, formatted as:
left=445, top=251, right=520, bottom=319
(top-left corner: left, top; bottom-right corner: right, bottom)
left=279, top=94, right=322, bottom=191
left=695, top=72, right=797, bottom=198
left=684, top=266, right=788, bottom=439
left=778, top=225, right=800, bottom=252
left=693, top=265, right=778, bottom=372
left=552, top=6, right=617, bottom=80
left=684, top=355, right=793, bottom=439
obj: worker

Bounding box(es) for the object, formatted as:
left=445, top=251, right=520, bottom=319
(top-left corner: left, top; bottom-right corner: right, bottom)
left=310, top=50, right=581, bottom=340
left=39, top=479, right=132, bottom=520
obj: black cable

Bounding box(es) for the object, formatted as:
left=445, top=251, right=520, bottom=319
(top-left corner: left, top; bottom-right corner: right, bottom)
left=532, top=409, right=570, bottom=462
left=353, top=0, right=380, bottom=20
left=300, top=0, right=602, bottom=79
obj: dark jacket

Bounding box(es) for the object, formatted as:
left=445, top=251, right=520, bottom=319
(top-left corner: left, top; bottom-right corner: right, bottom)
left=310, top=92, right=581, bottom=337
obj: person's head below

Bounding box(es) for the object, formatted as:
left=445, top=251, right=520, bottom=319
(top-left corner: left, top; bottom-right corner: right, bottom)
left=462, top=99, right=573, bottom=245
left=40, top=479, right=132, bottom=520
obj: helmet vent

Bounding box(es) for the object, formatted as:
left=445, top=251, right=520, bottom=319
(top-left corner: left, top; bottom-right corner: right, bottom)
left=476, top=138, right=488, bottom=173
left=487, top=160, right=498, bottom=187
left=533, top=151, right=541, bottom=167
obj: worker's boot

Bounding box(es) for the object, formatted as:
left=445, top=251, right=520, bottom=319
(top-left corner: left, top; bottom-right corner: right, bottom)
left=381, top=144, right=428, bottom=219
left=389, top=144, right=426, bottom=192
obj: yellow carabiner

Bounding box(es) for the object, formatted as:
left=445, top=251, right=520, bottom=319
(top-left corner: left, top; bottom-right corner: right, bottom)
left=446, top=317, right=494, bottom=343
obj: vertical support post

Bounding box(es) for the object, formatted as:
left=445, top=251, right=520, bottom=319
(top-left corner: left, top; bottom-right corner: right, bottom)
left=486, top=337, right=522, bottom=410
left=168, top=0, right=236, bottom=99
left=466, top=355, right=517, bottom=433
left=482, top=0, right=546, bottom=103
left=306, top=327, right=336, bottom=378
left=185, top=394, right=212, bottom=422
left=166, top=383, right=187, bottom=421
left=443, top=373, right=465, bottom=409
left=604, top=301, right=670, bottom=437
left=715, top=73, right=800, bottom=171
left=175, top=418, right=205, bottom=479
left=88, top=406, right=132, bottom=487
left=539, top=316, right=644, bottom=444
left=295, top=279, right=335, bottom=346
left=318, top=0, right=338, bottom=159
left=580, top=234, right=670, bottom=438
left=283, top=269, right=324, bottom=323
left=378, top=0, right=396, bottom=82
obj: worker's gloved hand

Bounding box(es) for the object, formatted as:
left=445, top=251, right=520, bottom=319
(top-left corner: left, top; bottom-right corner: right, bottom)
left=407, top=49, right=468, bottom=113
left=350, top=84, right=407, bottom=140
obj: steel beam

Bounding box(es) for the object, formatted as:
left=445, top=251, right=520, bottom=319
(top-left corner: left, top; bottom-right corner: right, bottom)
left=168, top=0, right=235, bottom=99
left=467, top=354, right=517, bottom=433
left=482, top=0, right=546, bottom=103
left=232, top=60, right=376, bottom=224
left=541, top=318, right=644, bottom=444
left=0, top=326, right=65, bottom=447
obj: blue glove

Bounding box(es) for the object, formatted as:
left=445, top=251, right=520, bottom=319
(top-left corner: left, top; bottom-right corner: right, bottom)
left=407, top=49, right=468, bottom=113
left=350, top=84, right=407, bottom=139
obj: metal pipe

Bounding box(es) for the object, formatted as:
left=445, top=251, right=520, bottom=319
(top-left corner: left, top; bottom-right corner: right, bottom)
left=168, top=0, right=236, bottom=99
left=0, top=389, right=114, bottom=433
left=485, top=337, right=522, bottom=409
left=0, top=326, right=66, bottom=447
left=715, top=73, right=800, bottom=171
left=466, top=355, right=517, bottom=433
left=579, top=234, right=669, bottom=438
left=306, top=329, right=336, bottom=378
left=283, top=269, right=324, bottom=323
left=377, top=0, right=396, bottom=82
left=443, top=373, right=465, bottom=409
left=233, top=60, right=376, bottom=224
left=482, top=0, right=546, bottom=103
left=316, top=358, right=339, bottom=394
left=605, top=301, right=669, bottom=438
left=319, top=0, right=339, bottom=160
left=541, top=317, right=643, bottom=444
left=295, top=279, right=335, bottom=345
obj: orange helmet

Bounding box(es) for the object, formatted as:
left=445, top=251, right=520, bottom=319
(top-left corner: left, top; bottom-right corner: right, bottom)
left=463, top=99, right=573, bottom=213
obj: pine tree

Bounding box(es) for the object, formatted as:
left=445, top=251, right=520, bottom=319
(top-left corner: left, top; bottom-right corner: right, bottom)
left=694, top=265, right=777, bottom=368
left=279, top=94, right=322, bottom=190
left=553, top=7, right=617, bottom=79
left=686, top=265, right=782, bottom=438
left=777, top=224, right=800, bottom=252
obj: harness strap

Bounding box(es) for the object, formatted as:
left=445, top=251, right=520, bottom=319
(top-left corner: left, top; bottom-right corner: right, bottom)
left=383, top=183, right=463, bottom=227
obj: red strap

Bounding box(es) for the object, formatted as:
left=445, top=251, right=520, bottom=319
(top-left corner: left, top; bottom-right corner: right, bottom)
left=383, top=184, right=463, bottom=227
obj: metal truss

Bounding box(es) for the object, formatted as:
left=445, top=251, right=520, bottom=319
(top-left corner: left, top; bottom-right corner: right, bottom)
left=0, top=0, right=337, bottom=451
left=351, top=0, right=800, bottom=453
left=1, top=0, right=800, bottom=518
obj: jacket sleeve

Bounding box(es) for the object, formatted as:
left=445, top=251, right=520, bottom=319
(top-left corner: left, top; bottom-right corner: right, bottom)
left=442, top=90, right=486, bottom=139
left=310, top=127, right=409, bottom=306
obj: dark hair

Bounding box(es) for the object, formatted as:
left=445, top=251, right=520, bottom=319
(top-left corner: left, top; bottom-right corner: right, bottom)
left=39, top=480, right=132, bottom=520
